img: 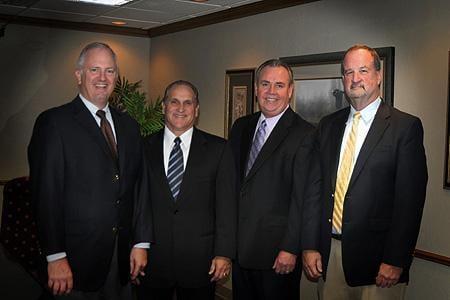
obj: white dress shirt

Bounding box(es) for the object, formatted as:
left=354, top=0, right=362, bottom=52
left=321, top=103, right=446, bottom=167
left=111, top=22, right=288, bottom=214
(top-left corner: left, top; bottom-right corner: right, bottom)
left=163, top=126, right=194, bottom=174
left=337, top=98, right=382, bottom=173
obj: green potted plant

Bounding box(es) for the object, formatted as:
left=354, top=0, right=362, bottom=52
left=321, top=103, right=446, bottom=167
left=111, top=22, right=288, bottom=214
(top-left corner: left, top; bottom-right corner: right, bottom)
left=110, top=76, right=164, bottom=137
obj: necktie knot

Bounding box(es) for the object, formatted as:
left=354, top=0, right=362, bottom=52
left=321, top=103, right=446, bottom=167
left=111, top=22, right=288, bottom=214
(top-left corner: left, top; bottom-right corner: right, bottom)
left=96, top=110, right=106, bottom=119
left=174, top=137, right=181, bottom=147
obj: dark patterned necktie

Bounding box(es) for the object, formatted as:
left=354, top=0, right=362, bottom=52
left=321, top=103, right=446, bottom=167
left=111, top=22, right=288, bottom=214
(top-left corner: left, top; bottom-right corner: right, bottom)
left=167, top=137, right=184, bottom=200
left=96, top=110, right=118, bottom=160
left=246, top=119, right=267, bottom=175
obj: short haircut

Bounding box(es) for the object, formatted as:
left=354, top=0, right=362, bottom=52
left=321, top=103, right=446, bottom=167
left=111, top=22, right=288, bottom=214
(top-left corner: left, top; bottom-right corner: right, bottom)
left=163, top=80, right=199, bottom=104
left=255, top=59, right=294, bottom=85
left=76, top=42, right=117, bottom=70
left=341, top=44, right=381, bottom=75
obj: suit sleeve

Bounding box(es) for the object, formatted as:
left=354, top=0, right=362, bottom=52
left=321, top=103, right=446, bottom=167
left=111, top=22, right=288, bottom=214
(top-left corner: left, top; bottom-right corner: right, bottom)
left=132, top=137, right=154, bottom=245
left=383, top=118, right=428, bottom=268
left=300, top=128, right=323, bottom=251
left=213, top=142, right=237, bottom=259
left=279, top=129, right=317, bottom=255
left=28, top=112, right=66, bottom=256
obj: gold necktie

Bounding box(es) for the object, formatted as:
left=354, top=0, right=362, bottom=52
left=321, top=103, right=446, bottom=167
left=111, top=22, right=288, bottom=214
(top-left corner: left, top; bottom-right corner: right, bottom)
left=332, top=112, right=361, bottom=234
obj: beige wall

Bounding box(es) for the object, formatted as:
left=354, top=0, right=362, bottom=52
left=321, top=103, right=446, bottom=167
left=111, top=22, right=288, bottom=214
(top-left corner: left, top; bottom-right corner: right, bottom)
left=0, top=24, right=150, bottom=180
left=148, top=0, right=450, bottom=298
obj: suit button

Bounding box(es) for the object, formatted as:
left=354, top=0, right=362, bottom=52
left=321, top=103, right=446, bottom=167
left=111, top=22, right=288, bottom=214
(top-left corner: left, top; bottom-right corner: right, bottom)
left=112, top=226, right=117, bottom=233
left=328, top=219, right=331, bottom=223
left=331, top=194, right=334, bottom=198
left=113, top=174, right=119, bottom=181
left=116, top=199, right=120, bottom=205
left=174, top=209, right=178, bottom=215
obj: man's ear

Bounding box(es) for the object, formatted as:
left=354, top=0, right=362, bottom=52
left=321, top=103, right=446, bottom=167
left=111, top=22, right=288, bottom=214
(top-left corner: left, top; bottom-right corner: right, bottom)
left=75, top=69, right=82, bottom=85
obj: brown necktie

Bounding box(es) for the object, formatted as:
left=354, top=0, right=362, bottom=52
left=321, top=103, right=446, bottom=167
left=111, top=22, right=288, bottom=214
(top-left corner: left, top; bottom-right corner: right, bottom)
left=96, top=110, right=118, bottom=160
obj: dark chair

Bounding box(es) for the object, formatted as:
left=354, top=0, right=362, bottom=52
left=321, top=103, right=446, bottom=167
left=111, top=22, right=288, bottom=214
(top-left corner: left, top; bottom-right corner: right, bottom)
left=0, top=176, right=53, bottom=299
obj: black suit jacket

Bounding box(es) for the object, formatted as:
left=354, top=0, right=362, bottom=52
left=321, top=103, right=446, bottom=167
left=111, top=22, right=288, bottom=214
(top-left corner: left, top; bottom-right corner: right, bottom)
left=229, top=108, right=315, bottom=269
left=304, top=102, right=428, bottom=286
left=28, top=96, right=153, bottom=291
left=141, top=128, right=236, bottom=288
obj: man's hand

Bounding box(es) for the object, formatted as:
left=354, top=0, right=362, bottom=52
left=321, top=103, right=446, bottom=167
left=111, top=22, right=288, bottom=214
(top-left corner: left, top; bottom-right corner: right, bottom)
left=376, top=263, right=403, bottom=288
left=130, top=247, right=147, bottom=282
left=47, top=258, right=73, bottom=295
left=208, top=256, right=231, bottom=282
left=272, top=250, right=297, bottom=274
left=302, top=250, right=322, bottom=280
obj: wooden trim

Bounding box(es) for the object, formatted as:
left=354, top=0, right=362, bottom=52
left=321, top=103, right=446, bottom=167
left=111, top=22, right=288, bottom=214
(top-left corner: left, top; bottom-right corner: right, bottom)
left=414, top=249, right=450, bottom=267
left=0, top=14, right=149, bottom=37
left=148, top=0, right=319, bottom=37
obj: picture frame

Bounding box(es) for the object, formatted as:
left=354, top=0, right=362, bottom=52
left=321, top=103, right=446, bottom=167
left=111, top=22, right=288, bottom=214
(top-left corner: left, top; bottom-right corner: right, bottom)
left=444, top=51, right=450, bottom=189
left=280, top=47, right=395, bottom=125
left=224, top=69, right=255, bottom=137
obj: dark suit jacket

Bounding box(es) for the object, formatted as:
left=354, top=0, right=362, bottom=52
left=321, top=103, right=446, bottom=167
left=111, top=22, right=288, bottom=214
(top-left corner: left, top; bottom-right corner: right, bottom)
left=141, top=128, right=236, bottom=288
left=304, top=102, right=428, bottom=286
left=28, top=96, right=153, bottom=291
left=229, top=108, right=315, bottom=270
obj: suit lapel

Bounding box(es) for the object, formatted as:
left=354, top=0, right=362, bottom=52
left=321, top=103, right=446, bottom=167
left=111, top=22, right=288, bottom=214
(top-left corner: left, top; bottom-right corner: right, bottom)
left=348, top=103, right=391, bottom=188
left=71, top=97, right=113, bottom=162
left=110, top=107, right=124, bottom=171
left=240, top=113, right=259, bottom=181
left=330, top=109, right=349, bottom=191
left=149, top=130, right=175, bottom=204
left=176, top=128, right=205, bottom=206
left=245, top=108, right=295, bottom=182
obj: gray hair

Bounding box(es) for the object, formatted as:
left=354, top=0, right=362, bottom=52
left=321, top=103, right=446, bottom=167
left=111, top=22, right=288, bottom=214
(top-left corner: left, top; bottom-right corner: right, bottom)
left=76, top=42, right=117, bottom=70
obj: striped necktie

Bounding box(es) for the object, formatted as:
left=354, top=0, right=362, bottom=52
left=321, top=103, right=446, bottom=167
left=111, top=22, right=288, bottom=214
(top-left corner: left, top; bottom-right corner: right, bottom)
left=332, top=112, right=361, bottom=233
left=246, top=119, right=267, bottom=175
left=167, top=137, right=184, bottom=200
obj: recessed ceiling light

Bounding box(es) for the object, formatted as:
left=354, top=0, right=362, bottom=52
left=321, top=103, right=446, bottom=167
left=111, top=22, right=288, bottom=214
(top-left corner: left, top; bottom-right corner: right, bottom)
left=67, top=0, right=133, bottom=6
left=111, top=21, right=127, bottom=26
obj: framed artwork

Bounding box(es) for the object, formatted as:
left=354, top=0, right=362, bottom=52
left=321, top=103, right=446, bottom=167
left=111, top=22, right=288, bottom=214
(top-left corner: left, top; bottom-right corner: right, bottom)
left=444, top=51, right=450, bottom=189
left=225, top=69, right=255, bottom=137
left=280, top=47, right=395, bottom=125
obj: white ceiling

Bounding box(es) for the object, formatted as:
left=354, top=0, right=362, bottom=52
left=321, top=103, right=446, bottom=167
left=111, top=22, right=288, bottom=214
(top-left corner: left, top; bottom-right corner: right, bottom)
left=0, top=0, right=262, bottom=30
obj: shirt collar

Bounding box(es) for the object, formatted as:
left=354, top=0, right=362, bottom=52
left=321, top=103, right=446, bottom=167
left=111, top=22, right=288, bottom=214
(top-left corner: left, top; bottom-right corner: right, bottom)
left=164, top=126, right=194, bottom=146
left=349, top=97, right=381, bottom=125
left=79, top=93, right=111, bottom=115
left=258, top=104, right=289, bottom=130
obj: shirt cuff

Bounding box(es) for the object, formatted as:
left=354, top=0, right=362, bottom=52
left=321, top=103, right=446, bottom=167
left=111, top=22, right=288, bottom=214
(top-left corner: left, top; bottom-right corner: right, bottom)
left=134, top=243, right=150, bottom=249
left=47, top=252, right=67, bottom=262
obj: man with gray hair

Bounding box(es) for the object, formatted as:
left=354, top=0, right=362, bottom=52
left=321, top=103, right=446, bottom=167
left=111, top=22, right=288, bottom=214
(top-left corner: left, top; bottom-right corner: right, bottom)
left=28, top=42, right=152, bottom=299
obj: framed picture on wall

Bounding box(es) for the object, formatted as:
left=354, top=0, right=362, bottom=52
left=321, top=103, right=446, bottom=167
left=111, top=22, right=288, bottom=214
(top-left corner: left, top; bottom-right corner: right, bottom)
left=444, top=51, right=450, bottom=189
left=280, top=47, right=395, bottom=126
left=224, top=69, right=255, bottom=137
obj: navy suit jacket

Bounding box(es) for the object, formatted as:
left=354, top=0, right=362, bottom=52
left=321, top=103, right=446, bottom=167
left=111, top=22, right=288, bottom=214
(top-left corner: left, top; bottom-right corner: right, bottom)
left=229, top=108, right=315, bottom=269
left=141, top=127, right=236, bottom=288
left=304, top=103, right=428, bottom=286
left=28, top=96, right=153, bottom=291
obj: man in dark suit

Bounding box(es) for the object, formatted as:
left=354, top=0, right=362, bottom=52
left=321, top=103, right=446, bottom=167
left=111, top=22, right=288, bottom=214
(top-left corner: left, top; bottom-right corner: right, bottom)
left=228, top=59, right=316, bottom=300
left=137, top=80, right=236, bottom=300
left=302, top=45, right=428, bottom=300
left=28, top=42, right=152, bottom=299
